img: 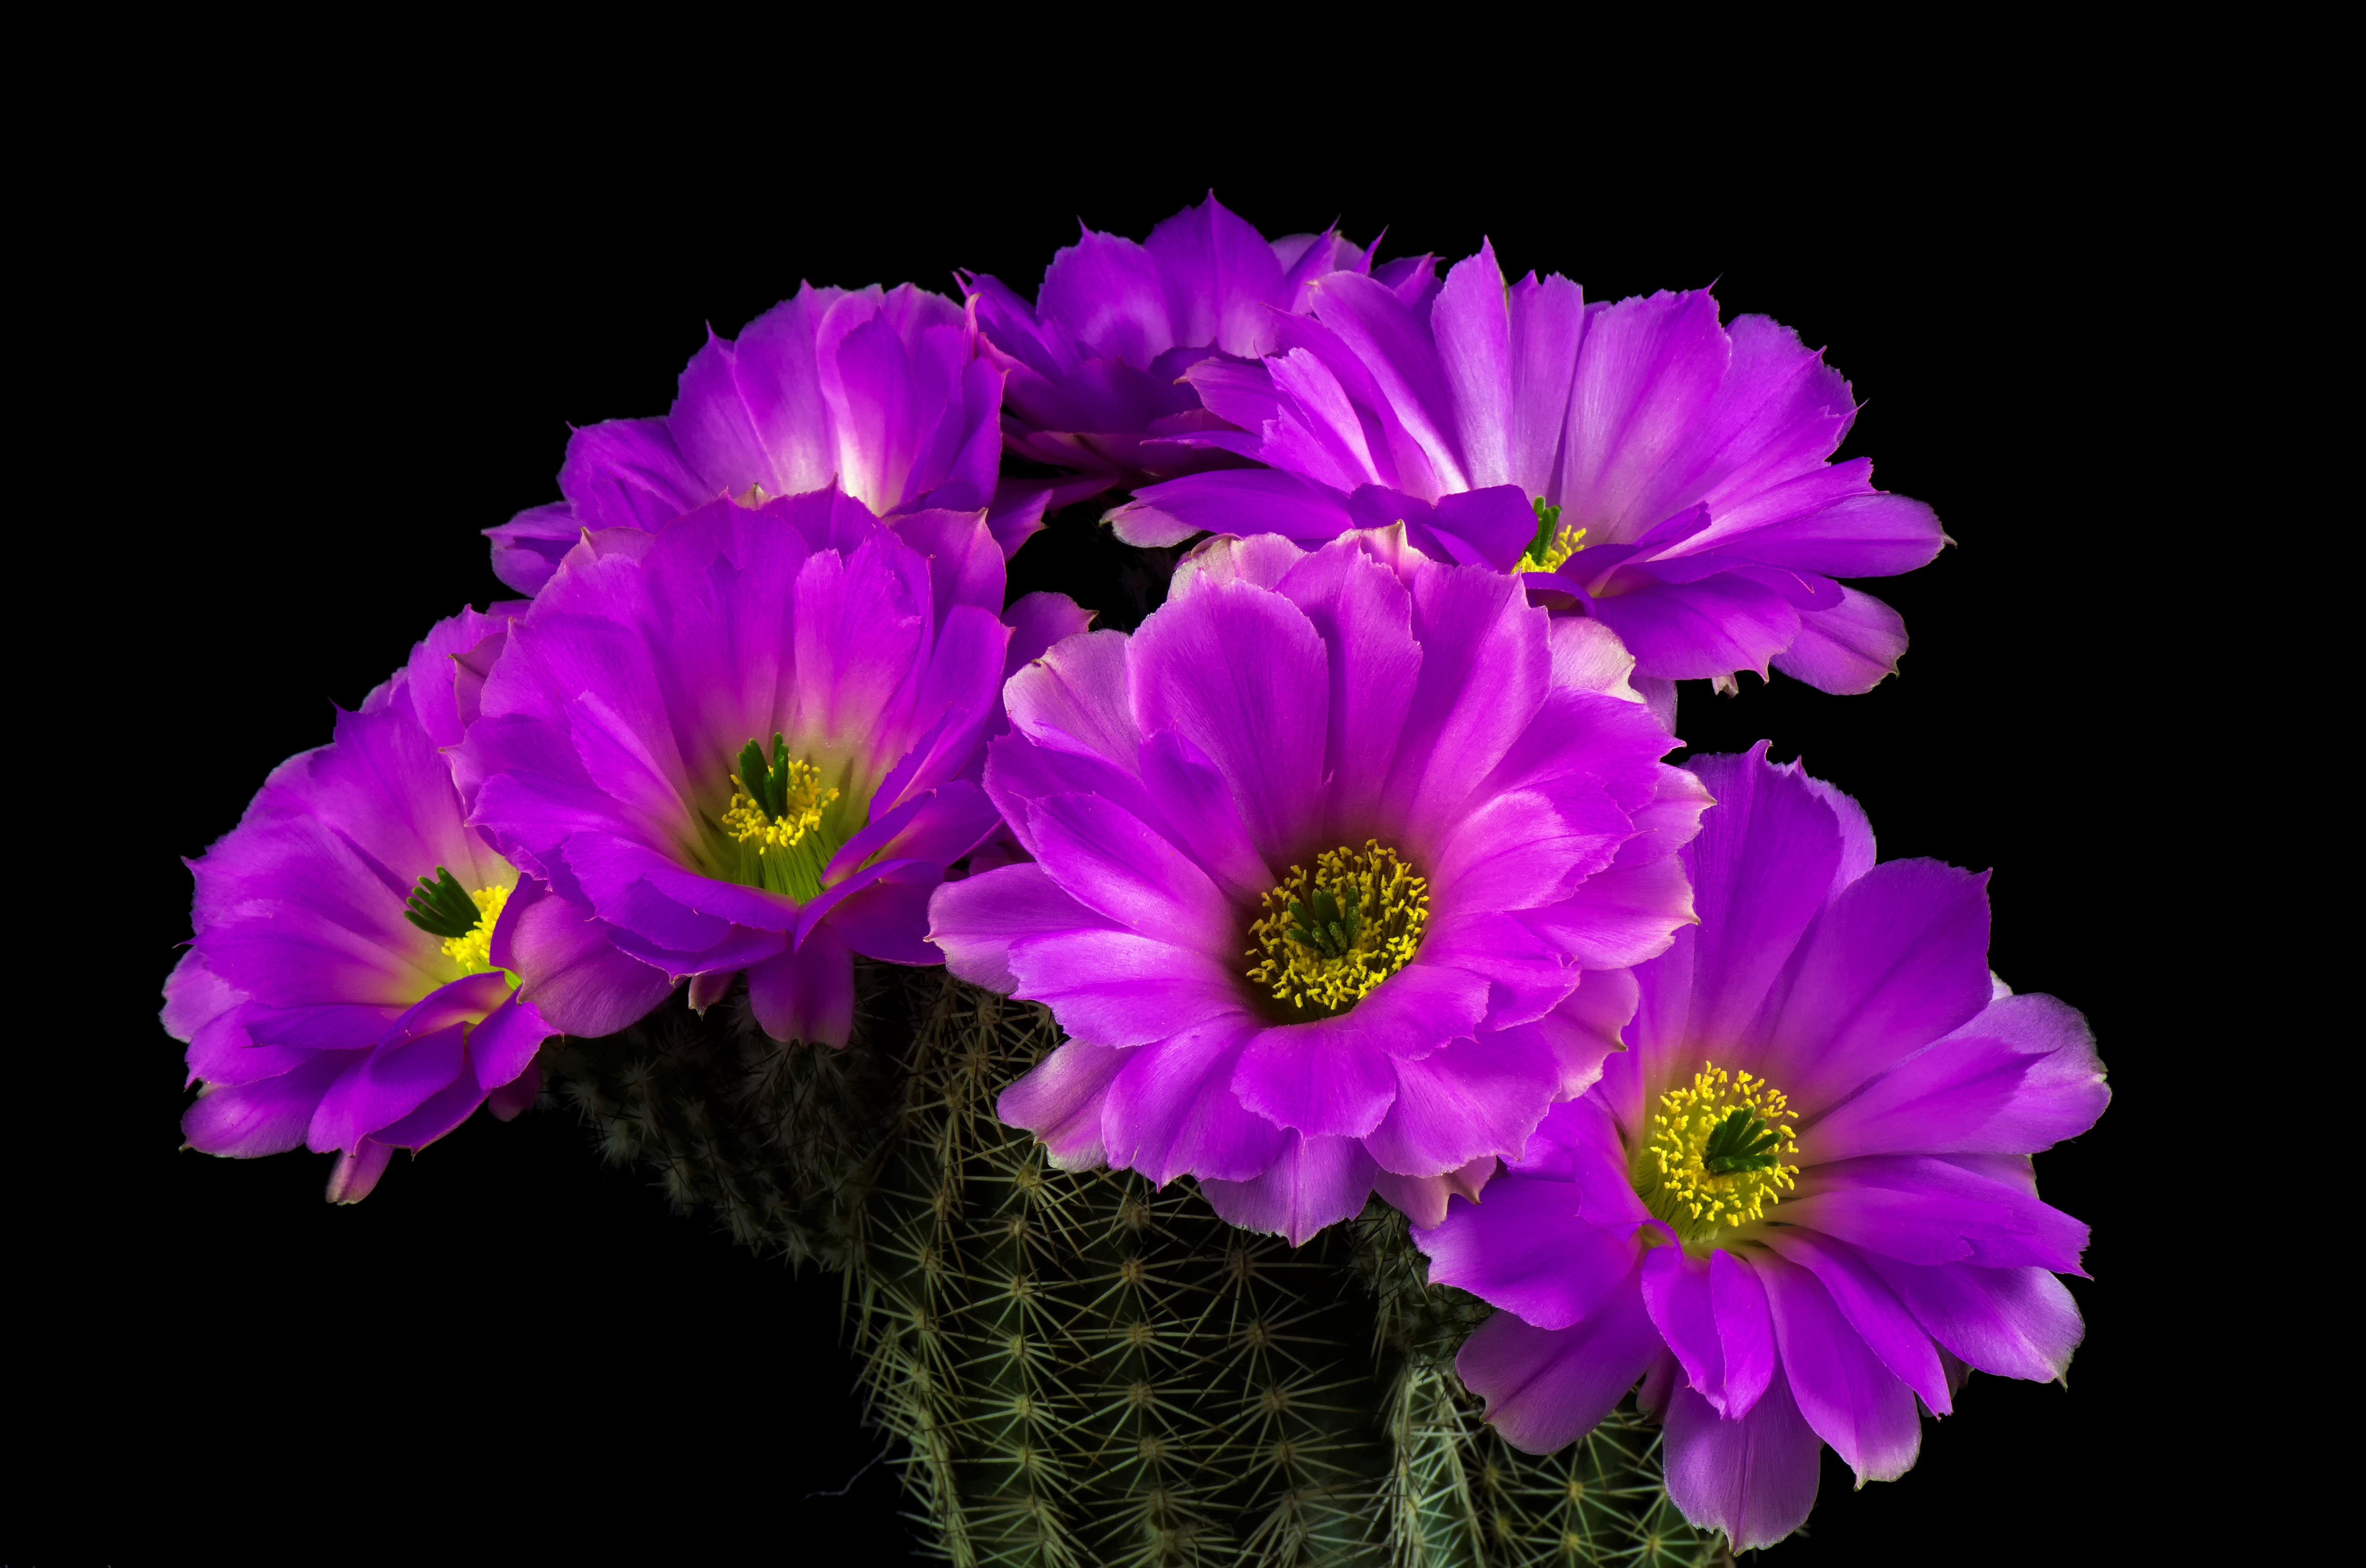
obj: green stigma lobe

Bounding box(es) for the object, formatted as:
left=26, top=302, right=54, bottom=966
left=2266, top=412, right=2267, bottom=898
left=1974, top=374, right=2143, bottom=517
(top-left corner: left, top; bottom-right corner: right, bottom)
left=1700, top=1107, right=1785, bottom=1176
left=403, top=866, right=482, bottom=940
left=1526, top=498, right=1562, bottom=562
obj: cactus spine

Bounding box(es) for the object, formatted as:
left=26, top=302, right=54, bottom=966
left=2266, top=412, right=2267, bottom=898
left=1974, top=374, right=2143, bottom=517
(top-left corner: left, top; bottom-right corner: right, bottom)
left=549, top=963, right=1720, bottom=1566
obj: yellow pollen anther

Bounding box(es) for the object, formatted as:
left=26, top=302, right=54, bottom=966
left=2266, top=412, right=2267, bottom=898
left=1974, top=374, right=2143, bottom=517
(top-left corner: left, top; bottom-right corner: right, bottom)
left=1244, top=841, right=1429, bottom=1016
left=1517, top=522, right=1590, bottom=574
left=439, top=883, right=512, bottom=977
left=719, top=761, right=839, bottom=855
left=1636, top=1061, right=1801, bottom=1242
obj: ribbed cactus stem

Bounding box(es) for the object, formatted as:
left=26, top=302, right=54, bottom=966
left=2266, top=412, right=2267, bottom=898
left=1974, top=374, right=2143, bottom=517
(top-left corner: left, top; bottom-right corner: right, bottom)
left=547, top=964, right=1719, bottom=1565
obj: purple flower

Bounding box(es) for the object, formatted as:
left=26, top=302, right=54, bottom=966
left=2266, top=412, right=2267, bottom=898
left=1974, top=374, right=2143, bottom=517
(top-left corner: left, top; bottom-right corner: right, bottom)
left=488, top=282, right=1055, bottom=596
left=1107, top=243, right=1946, bottom=708
left=962, top=193, right=1436, bottom=502
left=165, top=607, right=664, bottom=1202
left=1415, top=745, right=2105, bottom=1550
left=462, top=490, right=1090, bottom=1046
left=928, top=527, right=1710, bottom=1244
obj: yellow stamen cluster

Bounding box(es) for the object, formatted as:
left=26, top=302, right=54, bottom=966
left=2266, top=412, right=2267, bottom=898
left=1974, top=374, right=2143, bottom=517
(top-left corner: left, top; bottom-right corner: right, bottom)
left=440, top=883, right=512, bottom=976
left=1517, top=522, right=1590, bottom=574
left=719, top=761, right=838, bottom=855
left=1245, top=841, right=1429, bottom=1015
left=1638, top=1062, right=1800, bottom=1239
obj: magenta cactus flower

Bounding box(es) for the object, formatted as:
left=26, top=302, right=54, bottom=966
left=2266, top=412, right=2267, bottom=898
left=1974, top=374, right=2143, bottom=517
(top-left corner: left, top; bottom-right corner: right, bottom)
left=165, top=607, right=670, bottom=1202
left=462, top=491, right=1088, bottom=1045
left=1415, top=744, right=2106, bottom=1549
left=928, top=526, right=1709, bottom=1243
left=1107, top=243, right=1946, bottom=711
left=488, top=282, right=1057, bottom=595
left=962, top=192, right=1435, bottom=502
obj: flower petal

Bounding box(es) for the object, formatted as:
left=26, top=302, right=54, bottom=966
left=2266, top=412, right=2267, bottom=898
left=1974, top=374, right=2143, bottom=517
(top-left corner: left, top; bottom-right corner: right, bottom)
left=1002, top=629, right=1141, bottom=768
left=182, top=1050, right=367, bottom=1158
left=1231, top=1018, right=1401, bottom=1139
left=1198, top=1131, right=1378, bottom=1246
left=1001, top=591, right=1096, bottom=677
left=1712, top=1249, right=1778, bottom=1419
left=1108, top=469, right=1358, bottom=549
left=1770, top=585, right=1910, bottom=694
left=1662, top=1362, right=1822, bottom=1552
left=927, top=864, right=1119, bottom=993
left=1762, top=1228, right=1951, bottom=1415
left=1455, top=1264, right=1662, bottom=1454
left=1388, top=563, right=1550, bottom=846
left=1759, top=1251, right=1921, bottom=1485
left=1557, top=288, right=1727, bottom=538
left=1752, top=858, right=1996, bottom=1114
left=325, top=1138, right=398, bottom=1204
left=1678, top=744, right=1845, bottom=1046
left=1419, top=1176, right=1635, bottom=1331
left=1008, top=928, right=1247, bottom=1048
left=1363, top=1026, right=1561, bottom=1175
left=1026, top=792, right=1236, bottom=952
left=1102, top=1011, right=1284, bottom=1185
left=1585, top=567, right=1800, bottom=683
left=1783, top=1155, right=2091, bottom=1274
left=1134, top=730, right=1276, bottom=905
left=1432, top=242, right=1516, bottom=489
left=998, top=1040, right=1127, bottom=1170
left=1854, top=1256, right=2083, bottom=1384
left=494, top=877, right=674, bottom=1038
left=1271, top=538, right=1423, bottom=829
left=744, top=923, right=854, bottom=1046
left=307, top=1022, right=467, bottom=1154
left=1124, top=574, right=1329, bottom=862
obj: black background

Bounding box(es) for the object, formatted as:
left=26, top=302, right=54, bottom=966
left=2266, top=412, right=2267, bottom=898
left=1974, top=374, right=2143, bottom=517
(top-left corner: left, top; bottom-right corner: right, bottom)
left=24, top=105, right=2248, bottom=1563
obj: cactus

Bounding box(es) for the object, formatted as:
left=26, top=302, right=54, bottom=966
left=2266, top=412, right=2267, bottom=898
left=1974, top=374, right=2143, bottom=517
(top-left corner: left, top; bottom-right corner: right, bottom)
left=548, top=962, right=1721, bottom=1566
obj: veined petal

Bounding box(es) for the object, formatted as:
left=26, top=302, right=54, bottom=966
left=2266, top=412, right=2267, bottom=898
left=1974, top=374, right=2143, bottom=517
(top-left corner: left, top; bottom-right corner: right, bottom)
left=928, top=864, right=1121, bottom=993
left=1420, top=1176, right=1636, bottom=1330
left=1761, top=1228, right=1951, bottom=1414
left=1026, top=792, right=1236, bottom=952
left=1759, top=1251, right=1922, bottom=1485
left=1198, top=1132, right=1379, bottom=1247
left=1102, top=1011, right=1283, bottom=1185
left=1232, top=1019, right=1400, bottom=1139
left=1770, top=586, right=1911, bottom=694
left=999, top=1040, right=1127, bottom=1170
left=1782, top=1155, right=2091, bottom=1275
left=1008, top=928, right=1247, bottom=1048
left=1662, top=1363, right=1822, bottom=1551
left=1125, top=575, right=1328, bottom=862
left=1855, top=1255, right=2083, bottom=1384
left=1456, top=1265, right=1662, bottom=1453
left=1363, top=1024, right=1561, bottom=1175
left=1752, top=858, right=1996, bottom=1112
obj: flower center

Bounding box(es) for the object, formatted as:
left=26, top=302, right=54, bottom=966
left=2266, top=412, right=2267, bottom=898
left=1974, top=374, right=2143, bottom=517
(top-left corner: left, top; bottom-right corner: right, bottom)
left=404, top=868, right=513, bottom=977
left=1244, top=840, right=1429, bottom=1017
left=1516, top=498, right=1589, bottom=573
left=1635, top=1062, right=1800, bottom=1243
left=718, top=732, right=843, bottom=900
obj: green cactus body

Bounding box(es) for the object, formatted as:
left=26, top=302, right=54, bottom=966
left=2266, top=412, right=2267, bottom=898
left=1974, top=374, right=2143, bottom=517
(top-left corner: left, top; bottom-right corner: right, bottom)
left=550, top=964, right=1719, bottom=1567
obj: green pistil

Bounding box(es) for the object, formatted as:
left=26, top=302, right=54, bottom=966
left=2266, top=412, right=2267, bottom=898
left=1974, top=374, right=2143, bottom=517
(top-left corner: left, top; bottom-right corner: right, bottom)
left=1524, top=498, right=1562, bottom=564
left=718, top=734, right=847, bottom=902
left=1517, top=496, right=1590, bottom=573
left=403, top=866, right=482, bottom=940
left=1700, top=1107, right=1787, bottom=1177
left=738, top=732, right=801, bottom=821
left=1284, top=887, right=1364, bottom=958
